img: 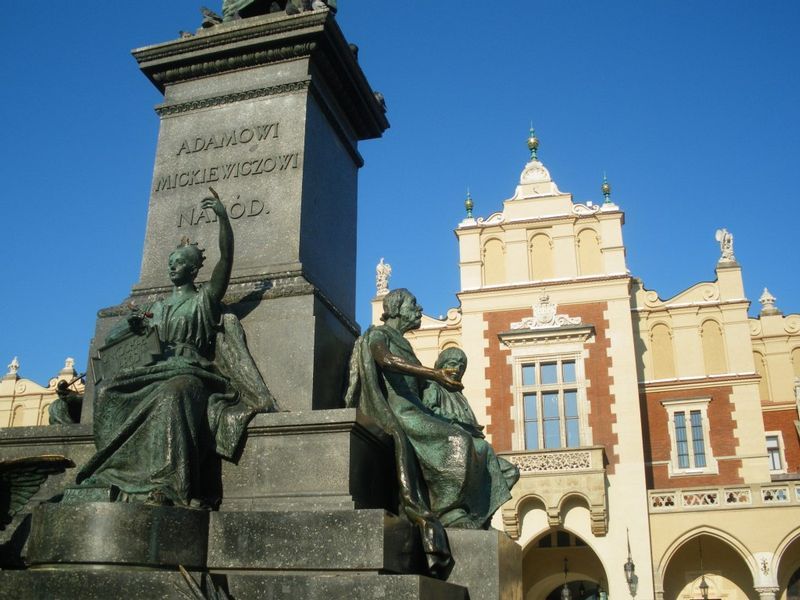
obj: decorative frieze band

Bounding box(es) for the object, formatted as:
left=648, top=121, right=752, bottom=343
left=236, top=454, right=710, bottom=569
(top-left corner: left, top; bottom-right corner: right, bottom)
left=151, top=43, right=317, bottom=89
left=156, top=80, right=311, bottom=116
left=507, top=450, right=592, bottom=473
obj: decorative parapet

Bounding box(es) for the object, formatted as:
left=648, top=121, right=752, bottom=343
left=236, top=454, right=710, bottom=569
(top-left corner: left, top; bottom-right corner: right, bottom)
left=648, top=482, right=800, bottom=513
left=505, top=448, right=594, bottom=473
left=500, top=446, right=607, bottom=539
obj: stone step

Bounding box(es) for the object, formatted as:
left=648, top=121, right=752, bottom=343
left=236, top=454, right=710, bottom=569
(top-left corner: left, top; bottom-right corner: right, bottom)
left=0, top=570, right=468, bottom=600
left=207, top=508, right=426, bottom=574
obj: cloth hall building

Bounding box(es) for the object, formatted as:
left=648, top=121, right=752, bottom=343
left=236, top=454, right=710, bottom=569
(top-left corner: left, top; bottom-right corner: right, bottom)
left=372, top=134, right=800, bottom=600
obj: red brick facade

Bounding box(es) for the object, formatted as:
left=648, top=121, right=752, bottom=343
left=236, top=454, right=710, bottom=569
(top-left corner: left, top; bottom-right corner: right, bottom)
left=763, top=408, right=800, bottom=474
left=483, top=308, right=528, bottom=452
left=482, top=301, right=620, bottom=472
left=640, top=383, right=743, bottom=489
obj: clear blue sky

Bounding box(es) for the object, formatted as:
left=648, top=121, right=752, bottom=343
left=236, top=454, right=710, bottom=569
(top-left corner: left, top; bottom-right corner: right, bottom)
left=1, top=2, right=798, bottom=384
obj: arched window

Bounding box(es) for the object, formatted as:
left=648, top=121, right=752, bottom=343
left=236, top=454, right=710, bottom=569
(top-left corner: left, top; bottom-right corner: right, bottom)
left=529, top=233, right=553, bottom=280
left=577, top=229, right=602, bottom=276
left=753, top=351, right=771, bottom=401
left=791, top=347, right=800, bottom=378
left=701, top=320, right=727, bottom=375
left=651, top=323, right=676, bottom=380
left=482, top=238, right=506, bottom=286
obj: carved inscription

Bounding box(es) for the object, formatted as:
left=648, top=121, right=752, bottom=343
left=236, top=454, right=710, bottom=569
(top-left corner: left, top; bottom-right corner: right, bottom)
left=153, top=120, right=301, bottom=195
left=178, top=197, right=269, bottom=228
left=155, top=153, right=301, bottom=193
left=176, top=122, right=279, bottom=155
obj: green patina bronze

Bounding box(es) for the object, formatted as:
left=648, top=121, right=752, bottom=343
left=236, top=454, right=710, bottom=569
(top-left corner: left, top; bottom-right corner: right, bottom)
left=75, top=191, right=278, bottom=508
left=47, top=379, right=84, bottom=425
left=345, top=289, right=519, bottom=579
left=222, top=0, right=337, bottom=21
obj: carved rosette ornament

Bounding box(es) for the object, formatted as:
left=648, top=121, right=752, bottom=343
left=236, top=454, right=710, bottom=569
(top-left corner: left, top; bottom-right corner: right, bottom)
left=510, top=294, right=582, bottom=330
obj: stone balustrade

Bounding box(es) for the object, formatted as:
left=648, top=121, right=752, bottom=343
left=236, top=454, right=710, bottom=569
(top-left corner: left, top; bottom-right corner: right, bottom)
left=648, top=481, right=800, bottom=512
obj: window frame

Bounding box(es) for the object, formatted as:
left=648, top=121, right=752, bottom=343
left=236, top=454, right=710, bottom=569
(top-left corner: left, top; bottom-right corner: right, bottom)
left=661, top=398, right=718, bottom=477
left=518, top=357, right=581, bottom=450
left=765, top=431, right=787, bottom=474
left=513, top=350, right=589, bottom=451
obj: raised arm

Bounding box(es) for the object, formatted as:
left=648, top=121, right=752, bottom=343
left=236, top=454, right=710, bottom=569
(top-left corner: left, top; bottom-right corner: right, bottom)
left=202, top=188, right=234, bottom=305
left=368, top=337, right=463, bottom=392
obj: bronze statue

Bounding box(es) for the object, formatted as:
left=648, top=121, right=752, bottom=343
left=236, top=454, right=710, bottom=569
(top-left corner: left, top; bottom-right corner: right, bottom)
left=48, top=376, right=84, bottom=425
left=1, top=455, right=74, bottom=530
left=221, top=0, right=336, bottom=21
left=345, top=289, right=519, bottom=578
left=76, top=190, right=277, bottom=508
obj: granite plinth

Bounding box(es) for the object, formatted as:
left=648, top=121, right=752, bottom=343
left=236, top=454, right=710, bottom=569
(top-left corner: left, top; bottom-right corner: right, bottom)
left=208, top=509, right=425, bottom=574
left=0, top=424, right=93, bottom=563
left=27, top=503, right=209, bottom=569
left=0, top=569, right=219, bottom=600
left=446, top=528, right=523, bottom=600
left=224, top=573, right=468, bottom=600
left=0, top=410, right=397, bottom=566
left=0, top=571, right=468, bottom=600
left=218, top=409, right=398, bottom=513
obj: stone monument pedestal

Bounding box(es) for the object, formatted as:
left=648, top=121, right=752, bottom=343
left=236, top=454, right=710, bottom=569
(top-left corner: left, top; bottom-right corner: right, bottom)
left=447, top=529, right=523, bottom=600
left=0, top=410, right=522, bottom=599
left=83, top=7, right=389, bottom=421
left=0, top=8, right=525, bottom=600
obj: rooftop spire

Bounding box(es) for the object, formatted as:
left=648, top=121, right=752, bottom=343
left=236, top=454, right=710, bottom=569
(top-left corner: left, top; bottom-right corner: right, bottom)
left=602, top=172, right=612, bottom=204
left=465, top=188, right=474, bottom=219
left=527, top=125, right=539, bottom=161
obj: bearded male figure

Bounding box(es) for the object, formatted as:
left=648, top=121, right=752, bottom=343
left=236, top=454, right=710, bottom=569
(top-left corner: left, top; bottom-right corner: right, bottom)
left=345, top=288, right=519, bottom=578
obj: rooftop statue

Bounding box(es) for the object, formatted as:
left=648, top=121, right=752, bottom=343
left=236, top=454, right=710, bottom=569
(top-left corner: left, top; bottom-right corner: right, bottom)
left=345, top=289, right=519, bottom=578
left=75, top=190, right=278, bottom=508
left=221, top=0, right=337, bottom=21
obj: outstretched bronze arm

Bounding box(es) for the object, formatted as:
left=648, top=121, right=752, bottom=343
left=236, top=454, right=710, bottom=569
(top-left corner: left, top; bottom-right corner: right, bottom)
left=369, top=338, right=463, bottom=392
left=203, top=187, right=234, bottom=305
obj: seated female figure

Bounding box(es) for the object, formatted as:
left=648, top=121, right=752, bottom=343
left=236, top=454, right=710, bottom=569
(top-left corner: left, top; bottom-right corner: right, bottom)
left=77, top=193, right=275, bottom=507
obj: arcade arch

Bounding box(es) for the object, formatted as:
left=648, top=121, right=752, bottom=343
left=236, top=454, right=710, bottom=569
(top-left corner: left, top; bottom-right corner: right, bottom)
left=658, top=530, right=758, bottom=600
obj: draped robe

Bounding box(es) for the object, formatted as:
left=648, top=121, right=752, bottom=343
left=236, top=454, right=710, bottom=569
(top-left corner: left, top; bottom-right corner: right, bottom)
left=345, top=324, right=519, bottom=575
left=77, top=286, right=275, bottom=506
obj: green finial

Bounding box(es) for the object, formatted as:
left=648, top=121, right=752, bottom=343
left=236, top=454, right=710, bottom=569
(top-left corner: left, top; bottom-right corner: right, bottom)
left=465, top=188, right=474, bottom=219
left=601, top=172, right=612, bottom=204
left=527, top=124, right=539, bottom=160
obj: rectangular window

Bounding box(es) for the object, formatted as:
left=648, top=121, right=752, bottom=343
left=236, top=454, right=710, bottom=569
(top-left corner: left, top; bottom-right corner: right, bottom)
left=690, top=410, right=707, bottom=468
left=673, top=410, right=708, bottom=469
left=662, top=399, right=717, bottom=476
left=520, top=358, right=581, bottom=450
left=766, top=435, right=783, bottom=471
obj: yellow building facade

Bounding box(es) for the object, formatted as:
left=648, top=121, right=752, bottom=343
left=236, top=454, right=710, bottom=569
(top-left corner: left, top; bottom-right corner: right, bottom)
left=373, top=136, right=800, bottom=600
left=0, top=357, right=85, bottom=427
